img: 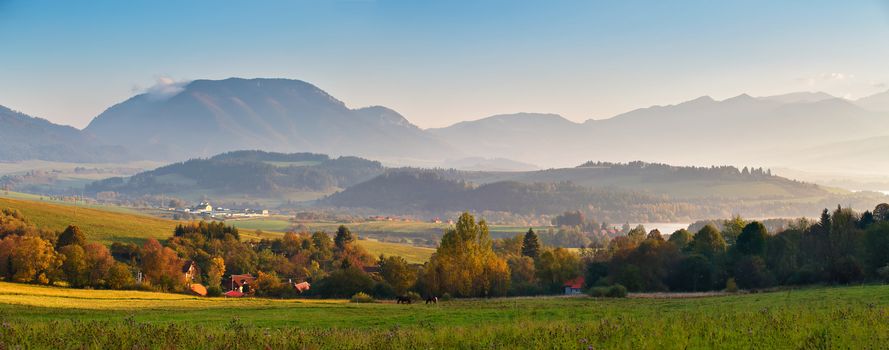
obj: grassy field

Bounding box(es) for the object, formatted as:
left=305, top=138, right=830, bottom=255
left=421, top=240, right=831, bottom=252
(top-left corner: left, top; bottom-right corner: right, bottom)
left=0, top=281, right=887, bottom=348
left=0, top=196, right=276, bottom=244
left=0, top=195, right=434, bottom=262
left=230, top=217, right=547, bottom=238
left=358, top=239, right=435, bottom=263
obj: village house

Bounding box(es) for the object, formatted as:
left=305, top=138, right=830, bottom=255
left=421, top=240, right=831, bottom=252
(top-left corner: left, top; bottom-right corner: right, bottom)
left=229, top=274, right=256, bottom=294
left=563, top=276, right=585, bottom=295
left=182, top=260, right=197, bottom=283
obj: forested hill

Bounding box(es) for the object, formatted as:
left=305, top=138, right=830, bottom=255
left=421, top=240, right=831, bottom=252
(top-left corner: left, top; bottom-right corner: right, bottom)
left=323, top=168, right=887, bottom=223
left=85, top=151, right=384, bottom=197
left=511, top=161, right=825, bottom=199
left=432, top=161, right=831, bottom=200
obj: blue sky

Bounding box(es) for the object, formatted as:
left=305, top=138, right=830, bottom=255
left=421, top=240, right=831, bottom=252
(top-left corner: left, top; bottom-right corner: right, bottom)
left=2, top=0, right=889, bottom=128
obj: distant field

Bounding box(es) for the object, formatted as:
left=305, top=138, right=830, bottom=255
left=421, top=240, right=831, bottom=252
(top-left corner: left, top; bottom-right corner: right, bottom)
left=224, top=219, right=435, bottom=263
left=0, top=281, right=887, bottom=348
left=0, top=194, right=435, bottom=263
left=0, top=195, right=273, bottom=244
left=0, top=160, right=162, bottom=176
left=358, top=239, right=435, bottom=263
left=231, top=217, right=546, bottom=237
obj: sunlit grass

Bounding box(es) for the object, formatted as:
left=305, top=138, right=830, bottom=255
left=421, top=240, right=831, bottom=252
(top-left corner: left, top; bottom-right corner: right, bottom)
left=0, top=282, right=887, bottom=348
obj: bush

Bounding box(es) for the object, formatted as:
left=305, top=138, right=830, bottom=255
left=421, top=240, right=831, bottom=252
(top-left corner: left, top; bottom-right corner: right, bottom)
left=207, top=286, right=223, bottom=297
left=725, top=277, right=739, bottom=293
left=371, top=282, right=395, bottom=299
left=588, top=284, right=627, bottom=298
left=440, top=293, right=452, bottom=301
left=406, top=291, right=422, bottom=301
left=588, top=286, right=609, bottom=297
left=350, top=292, right=374, bottom=303
left=607, top=284, right=628, bottom=298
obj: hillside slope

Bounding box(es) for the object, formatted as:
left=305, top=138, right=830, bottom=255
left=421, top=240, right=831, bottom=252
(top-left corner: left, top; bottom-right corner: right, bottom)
left=323, top=168, right=886, bottom=222
left=84, top=78, right=457, bottom=163
left=0, top=105, right=129, bottom=162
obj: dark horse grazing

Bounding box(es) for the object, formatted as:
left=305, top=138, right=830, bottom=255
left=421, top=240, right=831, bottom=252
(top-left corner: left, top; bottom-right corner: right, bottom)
left=396, top=296, right=412, bottom=304
left=425, top=296, right=438, bottom=304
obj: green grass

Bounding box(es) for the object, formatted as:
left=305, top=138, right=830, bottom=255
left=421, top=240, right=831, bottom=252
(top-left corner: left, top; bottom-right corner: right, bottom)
left=0, top=282, right=887, bottom=348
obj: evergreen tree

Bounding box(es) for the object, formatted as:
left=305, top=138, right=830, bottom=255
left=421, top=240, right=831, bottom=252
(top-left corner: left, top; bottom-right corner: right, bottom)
left=521, top=228, right=541, bottom=259
left=334, top=225, right=354, bottom=250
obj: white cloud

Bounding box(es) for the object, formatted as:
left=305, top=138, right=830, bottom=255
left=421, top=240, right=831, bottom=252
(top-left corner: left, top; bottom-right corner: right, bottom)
left=797, top=72, right=854, bottom=86
left=135, top=76, right=190, bottom=100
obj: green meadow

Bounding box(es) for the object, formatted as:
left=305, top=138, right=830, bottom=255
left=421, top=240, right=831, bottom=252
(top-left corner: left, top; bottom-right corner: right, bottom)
left=0, top=282, right=887, bottom=349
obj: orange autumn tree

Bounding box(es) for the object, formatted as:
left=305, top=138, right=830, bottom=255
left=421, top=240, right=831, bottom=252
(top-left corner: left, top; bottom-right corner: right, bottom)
left=140, top=238, right=185, bottom=291
left=423, top=212, right=509, bottom=297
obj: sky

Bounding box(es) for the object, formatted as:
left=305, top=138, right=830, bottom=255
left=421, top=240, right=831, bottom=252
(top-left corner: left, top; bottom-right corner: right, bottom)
left=2, top=0, right=889, bottom=129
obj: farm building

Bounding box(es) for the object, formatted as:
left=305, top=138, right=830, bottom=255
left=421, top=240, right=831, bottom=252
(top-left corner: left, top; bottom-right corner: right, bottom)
left=563, top=276, right=585, bottom=295
left=182, top=261, right=197, bottom=283
left=229, top=274, right=256, bottom=294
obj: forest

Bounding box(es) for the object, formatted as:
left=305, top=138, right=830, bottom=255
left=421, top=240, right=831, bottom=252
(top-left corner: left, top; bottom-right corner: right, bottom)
left=324, top=170, right=887, bottom=223
left=2, top=202, right=889, bottom=299
left=85, top=151, right=384, bottom=196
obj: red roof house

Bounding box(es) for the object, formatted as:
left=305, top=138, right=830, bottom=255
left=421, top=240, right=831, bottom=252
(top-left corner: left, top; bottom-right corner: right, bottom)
left=563, top=276, right=585, bottom=295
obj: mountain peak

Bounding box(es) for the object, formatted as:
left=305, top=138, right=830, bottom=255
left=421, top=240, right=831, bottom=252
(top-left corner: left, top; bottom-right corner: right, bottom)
left=723, top=93, right=755, bottom=103
left=84, top=78, right=454, bottom=162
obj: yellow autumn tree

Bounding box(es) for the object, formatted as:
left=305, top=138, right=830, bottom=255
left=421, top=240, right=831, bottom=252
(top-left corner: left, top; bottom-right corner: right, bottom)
left=423, top=212, right=510, bottom=297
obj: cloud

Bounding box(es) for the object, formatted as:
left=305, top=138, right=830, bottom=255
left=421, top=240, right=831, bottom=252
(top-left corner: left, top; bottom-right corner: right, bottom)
left=797, top=72, right=855, bottom=86
left=135, top=76, right=190, bottom=100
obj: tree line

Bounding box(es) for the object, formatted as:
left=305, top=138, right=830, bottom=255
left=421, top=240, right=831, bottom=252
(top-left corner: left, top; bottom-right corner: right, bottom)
left=2, top=204, right=889, bottom=299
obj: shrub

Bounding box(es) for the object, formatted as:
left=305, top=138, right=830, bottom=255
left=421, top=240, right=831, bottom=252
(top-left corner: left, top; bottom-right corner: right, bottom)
left=607, top=284, right=628, bottom=298
left=588, top=284, right=627, bottom=298
left=207, top=286, right=223, bottom=297
left=588, top=286, right=609, bottom=298
left=725, top=277, right=739, bottom=293
left=350, top=292, right=374, bottom=303
left=440, top=293, right=452, bottom=301
left=406, top=291, right=422, bottom=301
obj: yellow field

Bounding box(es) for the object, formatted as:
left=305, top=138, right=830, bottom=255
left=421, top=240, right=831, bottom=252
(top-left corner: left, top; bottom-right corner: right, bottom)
left=358, top=239, right=435, bottom=263
left=0, top=194, right=435, bottom=262
left=0, top=196, right=273, bottom=244
left=0, top=282, right=344, bottom=310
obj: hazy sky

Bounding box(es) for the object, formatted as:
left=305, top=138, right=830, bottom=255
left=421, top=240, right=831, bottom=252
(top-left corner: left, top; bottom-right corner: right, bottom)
left=2, top=0, right=889, bottom=129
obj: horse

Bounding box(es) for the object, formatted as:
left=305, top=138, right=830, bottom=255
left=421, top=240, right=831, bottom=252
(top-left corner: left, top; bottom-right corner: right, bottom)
left=425, top=296, right=438, bottom=304
left=396, top=296, right=412, bottom=304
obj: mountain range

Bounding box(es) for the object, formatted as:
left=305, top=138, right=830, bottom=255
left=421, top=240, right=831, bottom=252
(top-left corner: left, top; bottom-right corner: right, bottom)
left=3, top=78, right=889, bottom=177
left=0, top=105, right=129, bottom=163
left=83, top=78, right=456, bottom=164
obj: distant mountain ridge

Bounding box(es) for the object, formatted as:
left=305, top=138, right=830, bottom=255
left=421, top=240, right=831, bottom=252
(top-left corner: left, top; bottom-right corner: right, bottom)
left=5, top=78, right=889, bottom=175
left=0, top=105, right=129, bottom=162
left=84, top=78, right=458, bottom=163
left=430, top=92, right=889, bottom=168
left=322, top=167, right=886, bottom=222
